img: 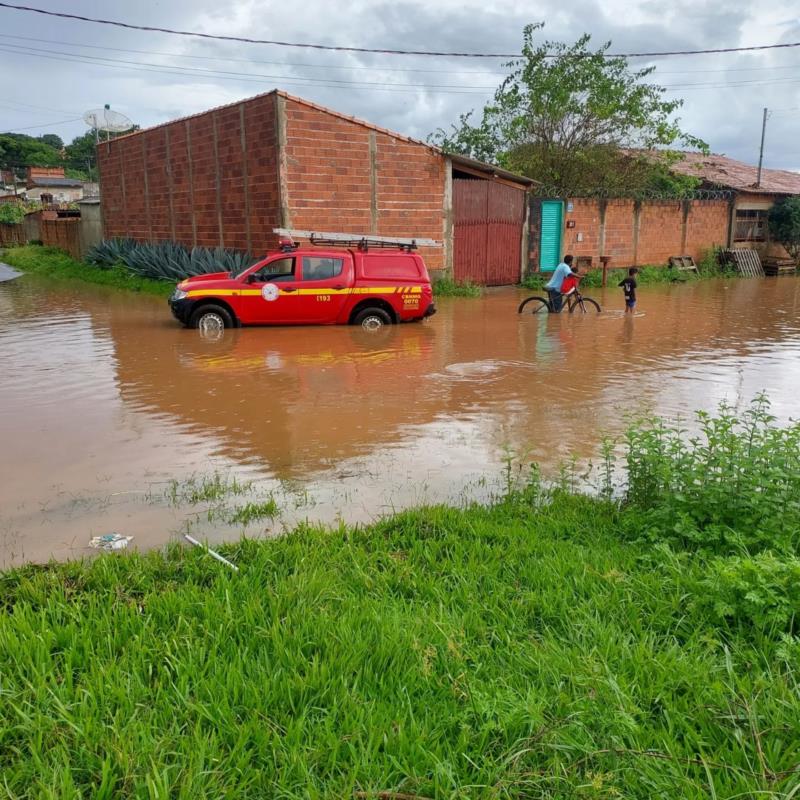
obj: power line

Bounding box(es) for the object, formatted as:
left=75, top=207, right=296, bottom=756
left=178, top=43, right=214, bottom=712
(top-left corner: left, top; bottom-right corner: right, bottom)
left=2, top=40, right=800, bottom=96
left=2, top=117, right=82, bottom=131
left=0, top=42, right=498, bottom=89
left=0, top=43, right=495, bottom=93
left=0, top=97, right=76, bottom=115
left=0, top=33, right=508, bottom=75
left=1, top=2, right=799, bottom=59
left=3, top=32, right=800, bottom=79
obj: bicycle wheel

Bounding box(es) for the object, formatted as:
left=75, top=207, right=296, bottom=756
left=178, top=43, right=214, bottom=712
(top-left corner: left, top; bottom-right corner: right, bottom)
left=518, top=296, right=551, bottom=314
left=570, top=296, right=601, bottom=313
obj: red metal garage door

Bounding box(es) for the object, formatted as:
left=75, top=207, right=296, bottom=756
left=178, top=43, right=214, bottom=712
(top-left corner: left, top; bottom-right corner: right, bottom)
left=453, top=179, right=525, bottom=285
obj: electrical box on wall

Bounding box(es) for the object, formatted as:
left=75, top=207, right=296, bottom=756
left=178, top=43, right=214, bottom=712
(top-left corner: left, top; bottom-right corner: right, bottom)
left=577, top=232, right=584, bottom=242
left=566, top=220, right=576, bottom=228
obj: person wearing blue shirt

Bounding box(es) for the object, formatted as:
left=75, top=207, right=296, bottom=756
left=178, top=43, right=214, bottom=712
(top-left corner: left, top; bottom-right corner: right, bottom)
left=544, top=254, right=575, bottom=313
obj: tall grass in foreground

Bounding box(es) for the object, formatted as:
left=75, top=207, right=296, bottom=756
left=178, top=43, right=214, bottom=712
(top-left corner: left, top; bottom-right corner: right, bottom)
left=1, top=398, right=799, bottom=798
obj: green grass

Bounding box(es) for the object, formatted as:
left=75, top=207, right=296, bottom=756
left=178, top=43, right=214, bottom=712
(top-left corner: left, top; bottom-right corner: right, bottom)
left=432, top=275, right=483, bottom=297
left=227, top=499, right=279, bottom=525
left=1, top=399, right=799, bottom=798
left=1, top=244, right=172, bottom=297
left=522, top=251, right=737, bottom=290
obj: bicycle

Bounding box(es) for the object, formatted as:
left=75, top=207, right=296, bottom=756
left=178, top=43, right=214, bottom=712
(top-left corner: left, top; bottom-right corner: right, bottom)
left=517, top=286, right=602, bottom=315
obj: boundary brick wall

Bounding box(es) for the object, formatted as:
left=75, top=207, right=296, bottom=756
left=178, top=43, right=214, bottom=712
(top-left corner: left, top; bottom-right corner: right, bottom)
left=98, top=93, right=280, bottom=253
left=283, top=98, right=446, bottom=270
left=529, top=197, right=731, bottom=271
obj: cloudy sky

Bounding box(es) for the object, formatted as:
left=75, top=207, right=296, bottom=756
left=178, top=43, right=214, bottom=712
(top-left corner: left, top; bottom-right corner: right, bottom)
left=1, top=0, right=799, bottom=170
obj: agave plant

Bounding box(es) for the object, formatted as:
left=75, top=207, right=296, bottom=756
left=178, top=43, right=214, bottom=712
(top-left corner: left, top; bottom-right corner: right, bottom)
left=85, top=238, right=138, bottom=268
left=87, top=238, right=253, bottom=281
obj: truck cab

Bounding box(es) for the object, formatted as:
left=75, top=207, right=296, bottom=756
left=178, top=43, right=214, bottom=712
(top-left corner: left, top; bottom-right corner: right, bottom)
left=169, top=235, right=436, bottom=332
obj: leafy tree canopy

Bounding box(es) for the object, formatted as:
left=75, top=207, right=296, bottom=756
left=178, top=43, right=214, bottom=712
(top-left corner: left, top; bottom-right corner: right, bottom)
left=39, top=134, right=63, bottom=150
left=1, top=124, right=137, bottom=182
left=430, top=24, right=708, bottom=196
left=768, top=196, right=800, bottom=261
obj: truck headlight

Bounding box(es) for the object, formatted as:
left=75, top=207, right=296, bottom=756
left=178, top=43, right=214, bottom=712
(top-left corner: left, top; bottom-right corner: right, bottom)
left=172, top=288, right=188, bottom=300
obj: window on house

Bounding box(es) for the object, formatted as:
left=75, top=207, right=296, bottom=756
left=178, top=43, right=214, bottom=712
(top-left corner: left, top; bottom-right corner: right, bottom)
left=734, top=209, right=769, bottom=242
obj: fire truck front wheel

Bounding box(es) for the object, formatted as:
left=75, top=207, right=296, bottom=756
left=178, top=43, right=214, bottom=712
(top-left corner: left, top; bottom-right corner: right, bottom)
left=189, top=304, right=234, bottom=332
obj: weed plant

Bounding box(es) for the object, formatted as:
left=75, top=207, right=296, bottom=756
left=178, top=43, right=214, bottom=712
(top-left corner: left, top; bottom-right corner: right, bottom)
left=1, top=398, right=799, bottom=797
left=432, top=276, right=483, bottom=297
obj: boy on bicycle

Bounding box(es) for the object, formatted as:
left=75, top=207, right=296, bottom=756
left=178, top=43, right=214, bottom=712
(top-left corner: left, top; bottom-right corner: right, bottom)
left=560, top=267, right=581, bottom=298
left=545, top=254, right=575, bottom=313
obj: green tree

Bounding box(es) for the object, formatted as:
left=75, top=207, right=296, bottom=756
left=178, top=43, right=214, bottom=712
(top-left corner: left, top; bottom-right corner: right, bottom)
left=430, top=24, right=707, bottom=195
left=0, top=133, right=62, bottom=174
left=768, top=196, right=800, bottom=262
left=39, top=133, right=63, bottom=150
left=65, top=126, right=138, bottom=181
left=64, top=132, right=98, bottom=180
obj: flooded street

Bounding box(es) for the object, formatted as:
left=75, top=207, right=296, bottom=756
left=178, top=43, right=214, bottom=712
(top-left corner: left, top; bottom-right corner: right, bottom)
left=1, top=272, right=799, bottom=565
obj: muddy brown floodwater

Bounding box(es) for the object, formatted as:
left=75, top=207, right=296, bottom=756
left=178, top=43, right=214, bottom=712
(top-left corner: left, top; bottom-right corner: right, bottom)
left=1, top=272, right=799, bottom=565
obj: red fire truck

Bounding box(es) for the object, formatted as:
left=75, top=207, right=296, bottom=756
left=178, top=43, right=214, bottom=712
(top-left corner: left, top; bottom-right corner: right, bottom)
left=169, top=233, right=437, bottom=332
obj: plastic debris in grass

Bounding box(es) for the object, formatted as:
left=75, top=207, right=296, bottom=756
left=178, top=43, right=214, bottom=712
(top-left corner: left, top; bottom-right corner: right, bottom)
left=89, top=533, right=133, bottom=551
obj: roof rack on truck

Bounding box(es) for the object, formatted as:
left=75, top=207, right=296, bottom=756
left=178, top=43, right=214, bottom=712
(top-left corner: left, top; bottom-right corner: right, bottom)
left=273, top=228, right=442, bottom=253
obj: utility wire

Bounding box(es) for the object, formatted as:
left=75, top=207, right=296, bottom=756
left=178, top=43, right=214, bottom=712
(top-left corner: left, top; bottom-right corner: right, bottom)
left=0, top=44, right=494, bottom=93
left=2, top=32, right=800, bottom=77
left=0, top=2, right=799, bottom=59
left=2, top=41, right=800, bottom=94
left=0, top=97, right=76, bottom=115
left=2, top=117, right=82, bottom=131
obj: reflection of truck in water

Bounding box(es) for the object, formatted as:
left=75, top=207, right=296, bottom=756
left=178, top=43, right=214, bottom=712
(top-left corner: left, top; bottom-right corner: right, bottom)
left=169, top=236, right=436, bottom=333
left=114, top=321, right=441, bottom=476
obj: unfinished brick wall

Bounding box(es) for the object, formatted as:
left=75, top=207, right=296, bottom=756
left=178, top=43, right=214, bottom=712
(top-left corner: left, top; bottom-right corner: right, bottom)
left=562, top=198, right=600, bottom=259
left=98, top=93, right=280, bottom=253
left=374, top=134, right=445, bottom=270
left=637, top=202, right=685, bottom=265
left=283, top=98, right=445, bottom=270
left=684, top=201, right=729, bottom=262
left=529, top=196, right=732, bottom=271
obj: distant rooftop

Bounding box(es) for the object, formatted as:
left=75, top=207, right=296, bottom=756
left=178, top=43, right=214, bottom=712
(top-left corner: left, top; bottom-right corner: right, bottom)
left=638, top=150, right=800, bottom=196
left=30, top=177, right=84, bottom=188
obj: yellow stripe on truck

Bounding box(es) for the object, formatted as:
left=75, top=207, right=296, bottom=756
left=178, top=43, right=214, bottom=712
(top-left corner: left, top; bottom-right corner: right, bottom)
left=185, top=286, right=423, bottom=299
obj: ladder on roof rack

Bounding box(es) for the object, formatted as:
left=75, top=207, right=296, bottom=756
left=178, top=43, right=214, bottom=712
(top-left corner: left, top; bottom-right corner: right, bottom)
left=273, top=228, right=442, bottom=252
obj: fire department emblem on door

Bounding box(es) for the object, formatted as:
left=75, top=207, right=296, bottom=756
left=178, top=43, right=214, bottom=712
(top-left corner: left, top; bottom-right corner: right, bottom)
left=261, top=283, right=280, bottom=302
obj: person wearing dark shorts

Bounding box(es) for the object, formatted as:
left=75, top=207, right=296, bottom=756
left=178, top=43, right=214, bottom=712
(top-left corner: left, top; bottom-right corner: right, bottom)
left=619, top=267, right=638, bottom=313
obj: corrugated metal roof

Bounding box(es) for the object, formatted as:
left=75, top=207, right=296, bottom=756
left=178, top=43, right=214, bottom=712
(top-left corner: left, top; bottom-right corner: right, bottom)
left=639, top=150, right=800, bottom=195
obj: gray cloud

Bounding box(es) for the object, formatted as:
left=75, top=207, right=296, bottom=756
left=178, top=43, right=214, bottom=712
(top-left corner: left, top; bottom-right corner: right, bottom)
left=1, top=0, right=798, bottom=170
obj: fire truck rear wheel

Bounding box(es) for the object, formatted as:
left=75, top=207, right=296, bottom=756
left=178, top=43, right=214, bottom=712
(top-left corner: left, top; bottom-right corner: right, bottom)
left=354, top=307, right=392, bottom=331
left=189, top=304, right=234, bottom=332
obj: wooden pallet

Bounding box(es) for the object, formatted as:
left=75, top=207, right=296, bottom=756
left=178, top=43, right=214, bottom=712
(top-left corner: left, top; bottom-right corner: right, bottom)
left=763, top=257, right=797, bottom=276
left=721, top=249, right=765, bottom=277
left=669, top=255, right=698, bottom=272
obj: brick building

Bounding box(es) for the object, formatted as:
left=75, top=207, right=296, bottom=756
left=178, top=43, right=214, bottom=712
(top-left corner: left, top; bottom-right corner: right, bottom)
left=529, top=152, right=800, bottom=272
left=25, top=167, right=84, bottom=203
left=97, top=89, right=533, bottom=285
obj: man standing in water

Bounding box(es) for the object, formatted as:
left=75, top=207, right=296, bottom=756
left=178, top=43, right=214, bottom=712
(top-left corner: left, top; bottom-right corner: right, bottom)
left=545, top=255, right=575, bottom=313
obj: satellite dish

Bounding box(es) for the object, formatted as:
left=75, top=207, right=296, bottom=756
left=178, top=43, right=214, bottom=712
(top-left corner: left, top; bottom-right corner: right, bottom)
left=83, top=105, right=134, bottom=142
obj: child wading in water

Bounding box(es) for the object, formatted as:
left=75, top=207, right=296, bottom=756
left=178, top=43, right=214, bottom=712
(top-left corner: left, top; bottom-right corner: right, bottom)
left=619, top=268, right=638, bottom=313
